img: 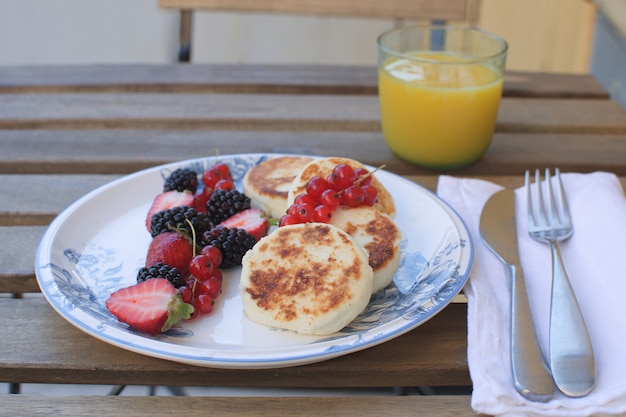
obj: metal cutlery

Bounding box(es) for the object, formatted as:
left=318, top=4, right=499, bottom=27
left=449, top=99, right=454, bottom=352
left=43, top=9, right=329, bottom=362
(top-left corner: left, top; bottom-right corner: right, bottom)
left=525, top=168, right=595, bottom=397
left=480, top=188, right=554, bottom=401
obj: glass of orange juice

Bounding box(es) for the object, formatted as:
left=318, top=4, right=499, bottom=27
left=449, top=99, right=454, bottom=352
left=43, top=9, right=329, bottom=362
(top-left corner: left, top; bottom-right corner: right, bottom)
left=377, top=25, right=507, bottom=169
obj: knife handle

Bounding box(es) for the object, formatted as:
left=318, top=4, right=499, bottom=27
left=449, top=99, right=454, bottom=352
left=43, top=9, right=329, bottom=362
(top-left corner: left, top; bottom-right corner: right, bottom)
left=509, top=263, right=554, bottom=402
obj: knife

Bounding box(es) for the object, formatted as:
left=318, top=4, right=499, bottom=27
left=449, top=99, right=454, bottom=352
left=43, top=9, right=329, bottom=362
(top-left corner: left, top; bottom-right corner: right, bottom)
left=479, top=189, right=554, bottom=402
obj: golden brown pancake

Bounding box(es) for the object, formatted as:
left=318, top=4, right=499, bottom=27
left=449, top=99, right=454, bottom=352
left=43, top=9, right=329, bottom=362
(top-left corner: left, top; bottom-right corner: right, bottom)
left=240, top=223, right=373, bottom=335
left=330, top=206, right=401, bottom=293
left=242, top=156, right=313, bottom=218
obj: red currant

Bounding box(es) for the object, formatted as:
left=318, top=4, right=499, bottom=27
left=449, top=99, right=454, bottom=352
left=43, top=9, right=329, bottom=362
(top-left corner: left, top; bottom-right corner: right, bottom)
left=325, top=174, right=340, bottom=191
left=320, top=189, right=341, bottom=210
left=342, top=185, right=365, bottom=207
left=193, top=280, right=211, bottom=296
left=200, top=245, right=223, bottom=269
left=214, top=179, right=235, bottom=191
left=362, top=184, right=378, bottom=206
left=205, top=275, right=222, bottom=299
left=202, top=162, right=231, bottom=188
left=189, top=254, right=215, bottom=280
left=293, top=193, right=317, bottom=206
left=185, top=277, right=198, bottom=292
left=354, top=167, right=372, bottom=186
left=179, top=286, right=193, bottom=303
left=330, top=163, right=357, bottom=190
left=195, top=294, right=215, bottom=314
left=305, top=176, right=331, bottom=201
left=279, top=213, right=300, bottom=227
left=294, top=203, right=315, bottom=223
left=313, top=205, right=333, bottom=223
left=287, top=203, right=300, bottom=216
left=193, top=187, right=213, bottom=213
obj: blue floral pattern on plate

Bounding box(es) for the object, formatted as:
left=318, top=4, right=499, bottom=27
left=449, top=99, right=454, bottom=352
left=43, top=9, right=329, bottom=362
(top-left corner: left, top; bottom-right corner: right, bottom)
left=35, top=153, right=473, bottom=368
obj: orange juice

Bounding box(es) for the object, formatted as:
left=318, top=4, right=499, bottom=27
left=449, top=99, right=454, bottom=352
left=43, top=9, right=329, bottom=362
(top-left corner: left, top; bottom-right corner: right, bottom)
left=378, top=52, right=503, bottom=168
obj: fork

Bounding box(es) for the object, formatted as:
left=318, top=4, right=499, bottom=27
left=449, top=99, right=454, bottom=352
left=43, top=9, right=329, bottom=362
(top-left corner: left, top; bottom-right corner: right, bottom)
left=525, top=168, right=595, bottom=397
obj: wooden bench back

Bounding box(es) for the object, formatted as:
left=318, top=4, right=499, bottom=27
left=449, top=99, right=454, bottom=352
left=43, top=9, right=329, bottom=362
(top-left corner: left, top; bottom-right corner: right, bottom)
left=158, top=0, right=481, bottom=22
left=158, top=0, right=482, bottom=61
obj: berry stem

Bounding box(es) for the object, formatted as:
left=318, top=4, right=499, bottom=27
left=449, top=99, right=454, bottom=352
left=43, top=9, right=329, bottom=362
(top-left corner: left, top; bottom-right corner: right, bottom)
left=334, top=164, right=385, bottom=198
left=354, top=164, right=386, bottom=186
left=185, top=218, right=198, bottom=257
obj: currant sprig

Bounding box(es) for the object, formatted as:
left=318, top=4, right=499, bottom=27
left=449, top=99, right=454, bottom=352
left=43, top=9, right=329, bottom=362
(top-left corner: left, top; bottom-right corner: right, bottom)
left=279, top=163, right=383, bottom=226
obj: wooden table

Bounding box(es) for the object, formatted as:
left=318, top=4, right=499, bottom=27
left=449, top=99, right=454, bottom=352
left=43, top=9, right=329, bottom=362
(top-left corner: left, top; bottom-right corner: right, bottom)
left=1, top=64, right=625, bottom=416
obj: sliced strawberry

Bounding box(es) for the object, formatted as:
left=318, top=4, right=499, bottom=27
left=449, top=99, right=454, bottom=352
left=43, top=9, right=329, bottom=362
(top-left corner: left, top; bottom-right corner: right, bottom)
left=105, top=278, right=194, bottom=335
left=146, top=232, right=194, bottom=277
left=219, top=208, right=269, bottom=241
left=145, top=190, right=195, bottom=232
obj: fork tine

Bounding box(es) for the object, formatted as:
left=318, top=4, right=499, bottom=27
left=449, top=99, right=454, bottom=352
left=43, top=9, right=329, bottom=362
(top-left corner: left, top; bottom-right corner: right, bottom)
left=554, top=168, right=572, bottom=227
left=545, top=168, right=559, bottom=227
left=525, top=170, right=536, bottom=227
left=534, top=169, right=548, bottom=227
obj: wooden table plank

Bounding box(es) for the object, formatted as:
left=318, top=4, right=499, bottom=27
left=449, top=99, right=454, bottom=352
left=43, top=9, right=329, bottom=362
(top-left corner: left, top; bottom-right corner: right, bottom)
left=3, top=130, right=626, bottom=176
left=0, top=226, right=46, bottom=293
left=0, top=175, right=119, bottom=226
left=0, top=64, right=608, bottom=99
left=0, top=395, right=478, bottom=417
left=0, top=298, right=469, bottom=387
left=3, top=94, right=626, bottom=134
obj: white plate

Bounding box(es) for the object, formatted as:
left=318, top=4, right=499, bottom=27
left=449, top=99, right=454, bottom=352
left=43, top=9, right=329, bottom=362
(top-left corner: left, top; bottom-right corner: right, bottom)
left=35, top=153, right=473, bottom=369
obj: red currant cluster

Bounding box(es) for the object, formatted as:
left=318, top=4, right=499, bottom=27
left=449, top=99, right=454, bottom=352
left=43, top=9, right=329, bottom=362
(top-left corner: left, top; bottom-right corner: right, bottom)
left=202, top=162, right=235, bottom=191
left=279, top=163, right=378, bottom=226
left=193, top=162, right=236, bottom=210
left=164, top=161, right=232, bottom=318
left=178, top=245, right=223, bottom=318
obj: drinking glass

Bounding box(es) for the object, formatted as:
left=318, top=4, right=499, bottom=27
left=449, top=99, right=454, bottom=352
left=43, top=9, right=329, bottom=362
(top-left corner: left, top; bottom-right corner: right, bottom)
left=377, top=25, right=507, bottom=169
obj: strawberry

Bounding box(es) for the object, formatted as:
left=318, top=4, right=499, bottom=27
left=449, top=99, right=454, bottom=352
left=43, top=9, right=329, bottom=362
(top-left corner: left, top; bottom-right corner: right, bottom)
left=145, top=190, right=195, bottom=232
left=106, top=278, right=194, bottom=335
left=146, top=232, right=194, bottom=277
left=219, top=208, right=269, bottom=241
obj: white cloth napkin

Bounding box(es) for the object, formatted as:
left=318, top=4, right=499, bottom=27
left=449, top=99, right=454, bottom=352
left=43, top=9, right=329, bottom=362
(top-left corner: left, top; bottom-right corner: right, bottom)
left=437, top=172, right=626, bottom=417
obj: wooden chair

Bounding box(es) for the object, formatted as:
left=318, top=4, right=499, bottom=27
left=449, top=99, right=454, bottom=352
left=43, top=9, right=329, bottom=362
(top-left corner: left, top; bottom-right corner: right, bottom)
left=158, top=0, right=483, bottom=62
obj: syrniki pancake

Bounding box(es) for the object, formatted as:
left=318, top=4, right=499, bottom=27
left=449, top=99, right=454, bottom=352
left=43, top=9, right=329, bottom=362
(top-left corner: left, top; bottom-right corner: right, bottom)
left=240, top=223, right=373, bottom=335
left=330, top=206, right=402, bottom=293
left=242, top=156, right=313, bottom=218
left=287, top=157, right=396, bottom=218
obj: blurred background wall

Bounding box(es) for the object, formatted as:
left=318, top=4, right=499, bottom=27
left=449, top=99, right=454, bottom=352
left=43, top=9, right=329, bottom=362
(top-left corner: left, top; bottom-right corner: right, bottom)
left=0, top=0, right=597, bottom=74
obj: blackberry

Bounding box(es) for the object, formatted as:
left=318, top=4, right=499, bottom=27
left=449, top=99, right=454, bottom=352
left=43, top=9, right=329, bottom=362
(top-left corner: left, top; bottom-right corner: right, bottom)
left=137, top=262, right=185, bottom=288
left=206, top=190, right=251, bottom=224
left=164, top=168, right=198, bottom=193
left=150, top=205, right=213, bottom=243
left=201, top=227, right=256, bottom=268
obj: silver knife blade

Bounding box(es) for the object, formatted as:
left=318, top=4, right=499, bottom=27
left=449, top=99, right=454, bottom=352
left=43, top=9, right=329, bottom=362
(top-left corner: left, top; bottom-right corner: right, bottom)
left=479, top=189, right=554, bottom=402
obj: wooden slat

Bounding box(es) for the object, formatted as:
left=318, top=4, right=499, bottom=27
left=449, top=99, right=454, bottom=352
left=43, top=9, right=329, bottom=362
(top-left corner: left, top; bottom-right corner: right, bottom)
left=0, top=226, right=46, bottom=293
left=0, top=64, right=610, bottom=98
left=3, top=129, right=626, bottom=176
left=0, top=298, right=469, bottom=387
left=0, top=395, right=477, bottom=417
left=0, top=175, right=118, bottom=226
left=2, top=94, right=626, bottom=135
left=158, top=0, right=473, bottom=21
